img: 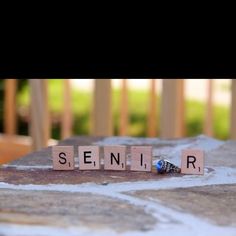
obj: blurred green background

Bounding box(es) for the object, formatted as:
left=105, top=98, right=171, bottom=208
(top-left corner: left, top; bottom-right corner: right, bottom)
left=0, top=79, right=230, bottom=140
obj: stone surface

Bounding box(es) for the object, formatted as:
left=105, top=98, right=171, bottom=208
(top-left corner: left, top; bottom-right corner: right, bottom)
left=128, top=184, right=236, bottom=226
left=0, top=135, right=236, bottom=236
left=206, top=140, right=236, bottom=168
left=0, top=167, right=173, bottom=185
left=0, top=189, right=156, bottom=232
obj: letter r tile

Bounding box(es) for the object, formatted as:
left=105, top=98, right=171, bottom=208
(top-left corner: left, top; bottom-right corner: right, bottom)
left=181, top=149, right=204, bottom=175
left=52, top=146, right=74, bottom=170
left=78, top=146, right=100, bottom=170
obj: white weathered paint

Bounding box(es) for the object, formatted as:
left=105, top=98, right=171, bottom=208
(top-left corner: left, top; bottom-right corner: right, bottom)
left=0, top=165, right=236, bottom=236
left=95, top=135, right=224, bottom=166
left=2, top=165, right=53, bottom=170
left=94, top=135, right=224, bottom=148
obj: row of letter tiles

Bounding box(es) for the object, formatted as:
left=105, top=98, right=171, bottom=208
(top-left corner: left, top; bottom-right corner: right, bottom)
left=52, top=146, right=153, bottom=172
left=52, top=146, right=205, bottom=175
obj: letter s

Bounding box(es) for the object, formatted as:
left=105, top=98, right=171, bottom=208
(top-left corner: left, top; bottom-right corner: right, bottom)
left=59, top=152, right=67, bottom=164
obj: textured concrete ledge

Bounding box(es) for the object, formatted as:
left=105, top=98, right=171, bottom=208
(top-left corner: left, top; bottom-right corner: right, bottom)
left=0, top=135, right=236, bottom=236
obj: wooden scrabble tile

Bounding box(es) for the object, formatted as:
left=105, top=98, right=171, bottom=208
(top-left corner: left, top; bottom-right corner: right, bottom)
left=130, top=146, right=152, bottom=172
left=181, top=149, right=204, bottom=175
left=104, top=146, right=126, bottom=171
left=78, top=146, right=100, bottom=170
left=52, top=146, right=74, bottom=170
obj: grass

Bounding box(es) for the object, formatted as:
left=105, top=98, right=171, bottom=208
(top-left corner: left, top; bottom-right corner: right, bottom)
left=16, top=80, right=230, bottom=140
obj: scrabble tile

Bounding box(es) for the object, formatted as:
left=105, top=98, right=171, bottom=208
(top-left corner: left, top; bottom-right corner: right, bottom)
left=78, top=146, right=100, bottom=170
left=130, top=146, right=152, bottom=172
left=52, top=146, right=74, bottom=170
left=104, top=146, right=126, bottom=171
left=181, top=149, right=204, bottom=175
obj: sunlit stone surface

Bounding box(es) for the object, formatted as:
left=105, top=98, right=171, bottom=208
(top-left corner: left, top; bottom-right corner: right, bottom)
left=0, top=135, right=236, bottom=236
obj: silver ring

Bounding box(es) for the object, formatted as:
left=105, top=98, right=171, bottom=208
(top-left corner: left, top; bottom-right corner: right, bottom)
left=156, top=159, right=181, bottom=174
